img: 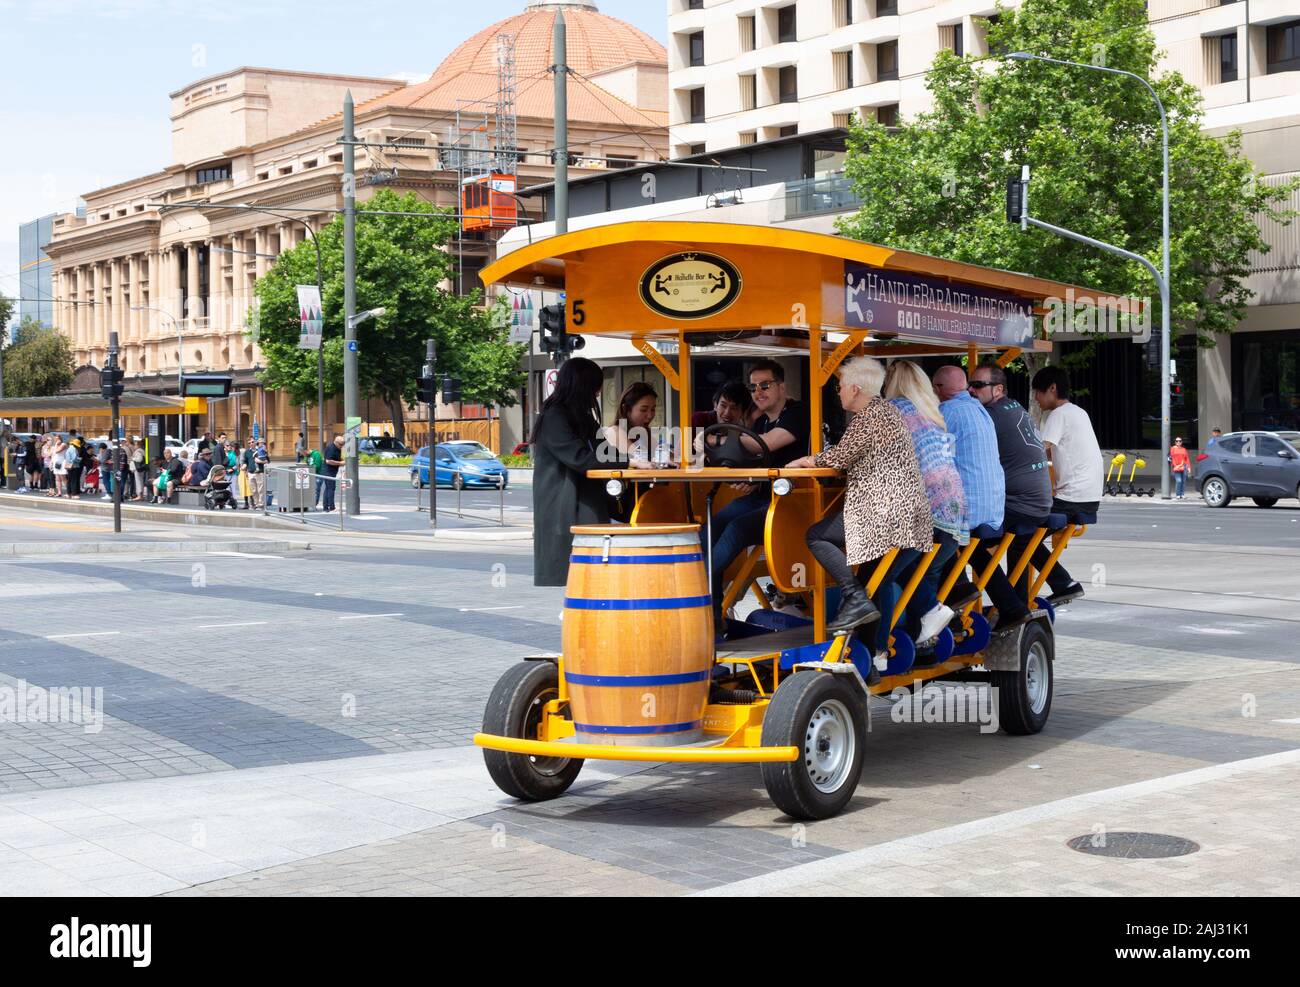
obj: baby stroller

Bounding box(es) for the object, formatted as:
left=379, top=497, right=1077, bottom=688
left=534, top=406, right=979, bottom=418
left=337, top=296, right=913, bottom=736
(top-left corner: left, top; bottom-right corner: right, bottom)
left=204, top=464, right=234, bottom=510
left=82, top=460, right=102, bottom=496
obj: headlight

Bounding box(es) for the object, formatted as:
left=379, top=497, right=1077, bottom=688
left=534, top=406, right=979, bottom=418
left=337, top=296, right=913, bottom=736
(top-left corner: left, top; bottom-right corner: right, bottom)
left=606, top=479, right=624, bottom=496
left=772, top=477, right=793, bottom=497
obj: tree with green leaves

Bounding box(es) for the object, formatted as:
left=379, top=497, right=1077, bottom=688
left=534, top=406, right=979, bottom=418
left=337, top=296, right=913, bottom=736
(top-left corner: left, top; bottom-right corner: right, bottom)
left=250, top=188, right=523, bottom=440
left=838, top=0, right=1295, bottom=366
left=1, top=317, right=74, bottom=397
left=0, top=295, right=13, bottom=333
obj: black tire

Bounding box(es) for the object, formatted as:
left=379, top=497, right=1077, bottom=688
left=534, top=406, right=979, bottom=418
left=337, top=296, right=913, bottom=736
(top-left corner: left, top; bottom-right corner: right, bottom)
left=1252, top=497, right=1278, bottom=509
left=761, top=671, right=867, bottom=820
left=482, top=661, right=582, bottom=802
left=1201, top=475, right=1231, bottom=508
left=991, top=620, right=1054, bottom=735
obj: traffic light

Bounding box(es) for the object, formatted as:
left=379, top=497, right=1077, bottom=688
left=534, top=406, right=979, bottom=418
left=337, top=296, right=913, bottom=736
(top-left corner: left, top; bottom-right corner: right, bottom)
left=539, top=302, right=565, bottom=358
left=441, top=376, right=462, bottom=403
left=417, top=374, right=438, bottom=405
left=1005, top=177, right=1024, bottom=223
left=100, top=365, right=125, bottom=400
left=538, top=303, right=586, bottom=362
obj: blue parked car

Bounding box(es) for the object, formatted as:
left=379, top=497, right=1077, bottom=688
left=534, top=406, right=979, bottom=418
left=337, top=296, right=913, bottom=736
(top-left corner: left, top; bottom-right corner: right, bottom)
left=410, top=441, right=509, bottom=490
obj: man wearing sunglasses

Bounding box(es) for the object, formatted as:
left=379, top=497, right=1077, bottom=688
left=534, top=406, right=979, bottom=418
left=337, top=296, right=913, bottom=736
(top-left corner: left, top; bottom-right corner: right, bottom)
left=954, top=363, right=1054, bottom=630
left=708, top=359, right=809, bottom=635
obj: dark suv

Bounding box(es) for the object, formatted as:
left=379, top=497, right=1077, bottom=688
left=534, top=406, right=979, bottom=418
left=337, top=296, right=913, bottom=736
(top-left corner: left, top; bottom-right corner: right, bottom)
left=1196, top=431, right=1300, bottom=508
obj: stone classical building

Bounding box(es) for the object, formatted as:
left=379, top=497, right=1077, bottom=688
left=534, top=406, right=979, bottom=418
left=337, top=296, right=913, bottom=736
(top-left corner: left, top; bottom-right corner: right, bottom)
left=40, top=0, right=667, bottom=453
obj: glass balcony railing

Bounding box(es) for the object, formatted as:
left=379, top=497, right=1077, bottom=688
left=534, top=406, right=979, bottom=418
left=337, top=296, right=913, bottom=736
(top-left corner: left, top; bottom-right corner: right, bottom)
left=784, top=173, right=860, bottom=218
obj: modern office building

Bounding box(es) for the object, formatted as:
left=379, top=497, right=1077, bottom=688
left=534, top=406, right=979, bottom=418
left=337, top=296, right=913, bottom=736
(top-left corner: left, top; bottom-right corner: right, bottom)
left=655, top=0, right=1300, bottom=444
left=17, top=214, right=56, bottom=333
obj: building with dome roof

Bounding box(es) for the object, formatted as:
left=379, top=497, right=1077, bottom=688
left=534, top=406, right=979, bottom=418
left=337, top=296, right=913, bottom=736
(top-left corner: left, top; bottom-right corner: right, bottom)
left=37, top=1, right=667, bottom=453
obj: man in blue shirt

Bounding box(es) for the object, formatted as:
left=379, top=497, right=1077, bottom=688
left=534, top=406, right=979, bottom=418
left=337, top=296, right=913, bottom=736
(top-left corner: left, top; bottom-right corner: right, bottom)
left=933, top=366, right=1004, bottom=532
left=931, top=365, right=1004, bottom=615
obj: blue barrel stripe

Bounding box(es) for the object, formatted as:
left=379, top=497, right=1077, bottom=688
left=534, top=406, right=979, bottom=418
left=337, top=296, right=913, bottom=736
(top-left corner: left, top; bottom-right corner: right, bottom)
left=566, top=670, right=710, bottom=687
left=564, top=595, right=712, bottom=611
left=573, top=720, right=702, bottom=735
left=569, top=553, right=703, bottom=565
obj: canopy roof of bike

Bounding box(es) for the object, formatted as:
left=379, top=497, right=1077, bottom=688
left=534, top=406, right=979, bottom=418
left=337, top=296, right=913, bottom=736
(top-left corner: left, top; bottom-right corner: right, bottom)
left=480, top=220, right=1114, bottom=354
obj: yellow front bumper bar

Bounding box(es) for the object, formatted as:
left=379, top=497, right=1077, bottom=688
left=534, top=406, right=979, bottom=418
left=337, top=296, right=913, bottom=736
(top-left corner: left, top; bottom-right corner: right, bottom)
left=473, top=733, right=800, bottom=763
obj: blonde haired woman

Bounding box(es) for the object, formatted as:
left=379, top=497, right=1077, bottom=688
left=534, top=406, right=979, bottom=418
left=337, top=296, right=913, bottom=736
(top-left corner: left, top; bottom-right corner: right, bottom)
left=787, top=356, right=932, bottom=643
left=883, top=360, right=968, bottom=647
left=51, top=436, right=69, bottom=498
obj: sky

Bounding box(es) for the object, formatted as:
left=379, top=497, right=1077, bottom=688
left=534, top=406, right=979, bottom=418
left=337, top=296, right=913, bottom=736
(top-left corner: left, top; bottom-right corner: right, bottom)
left=0, top=0, right=667, bottom=318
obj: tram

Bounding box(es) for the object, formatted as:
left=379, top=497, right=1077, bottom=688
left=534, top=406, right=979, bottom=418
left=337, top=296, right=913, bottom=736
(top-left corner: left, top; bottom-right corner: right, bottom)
left=473, top=221, right=1103, bottom=819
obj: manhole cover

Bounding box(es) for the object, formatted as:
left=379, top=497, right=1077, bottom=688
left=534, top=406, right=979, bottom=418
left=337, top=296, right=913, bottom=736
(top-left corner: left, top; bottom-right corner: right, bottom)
left=1067, top=832, right=1200, bottom=859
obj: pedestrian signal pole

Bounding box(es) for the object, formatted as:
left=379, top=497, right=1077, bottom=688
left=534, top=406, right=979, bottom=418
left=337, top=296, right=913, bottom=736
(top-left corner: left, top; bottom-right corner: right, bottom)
left=419, top=340, right=438, bottom=529
left=102, top=331, right=126, bottom=533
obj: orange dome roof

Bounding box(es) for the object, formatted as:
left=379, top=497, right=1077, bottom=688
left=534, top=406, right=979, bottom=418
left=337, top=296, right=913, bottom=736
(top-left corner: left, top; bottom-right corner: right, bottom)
left=432, top=2, right=665, bottom=83
left=353, top=1, right=667, bottom=130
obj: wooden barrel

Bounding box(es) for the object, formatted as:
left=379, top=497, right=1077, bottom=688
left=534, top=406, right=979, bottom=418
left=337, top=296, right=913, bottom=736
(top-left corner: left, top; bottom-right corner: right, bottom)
left=562, top=523, right=714, bottom=746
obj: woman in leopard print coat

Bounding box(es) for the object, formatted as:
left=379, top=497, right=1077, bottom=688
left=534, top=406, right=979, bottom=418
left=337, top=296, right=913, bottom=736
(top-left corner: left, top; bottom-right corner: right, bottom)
left=789, top=356, right=933, bottom=638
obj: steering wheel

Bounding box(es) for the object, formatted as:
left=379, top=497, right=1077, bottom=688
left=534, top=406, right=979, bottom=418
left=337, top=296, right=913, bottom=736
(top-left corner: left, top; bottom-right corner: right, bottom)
left=702, top=423, right=771, bottom=469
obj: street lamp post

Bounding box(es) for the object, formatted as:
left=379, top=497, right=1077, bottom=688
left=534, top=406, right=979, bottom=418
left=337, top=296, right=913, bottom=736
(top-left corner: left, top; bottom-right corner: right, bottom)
left=131, top=305, right=184, bottom=441
left=1005, top=52, right=1172, bottom=499
left=343, top=306, right=386, bottom=514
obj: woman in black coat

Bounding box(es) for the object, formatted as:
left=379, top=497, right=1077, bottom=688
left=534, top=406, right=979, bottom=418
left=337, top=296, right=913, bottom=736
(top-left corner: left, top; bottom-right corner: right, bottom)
left=531, top=357, right=615, bottom=587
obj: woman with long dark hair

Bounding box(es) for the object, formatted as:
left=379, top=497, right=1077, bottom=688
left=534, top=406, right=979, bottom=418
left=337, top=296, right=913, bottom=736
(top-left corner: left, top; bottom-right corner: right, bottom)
left=532, top=357, right=614, bottom=586
left=603, top=380, right=658, bottom=467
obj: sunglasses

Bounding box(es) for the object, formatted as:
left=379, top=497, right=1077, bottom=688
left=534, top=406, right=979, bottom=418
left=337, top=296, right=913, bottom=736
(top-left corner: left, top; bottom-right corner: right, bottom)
left=968, top=381, right=994, bottom=390
left=747, top=380, right=778, bottom=392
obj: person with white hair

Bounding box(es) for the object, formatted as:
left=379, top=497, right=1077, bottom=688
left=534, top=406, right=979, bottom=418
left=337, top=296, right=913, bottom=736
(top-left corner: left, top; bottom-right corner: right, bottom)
left=788, top=356, right=932, bottom=641
left=883, top=360, right=967, bottom=648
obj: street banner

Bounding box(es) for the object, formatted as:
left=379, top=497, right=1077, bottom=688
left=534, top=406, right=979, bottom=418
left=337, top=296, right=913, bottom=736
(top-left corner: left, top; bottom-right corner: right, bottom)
left=508, top=291, right=536, bottom=344
left=296, top=285, right=323, bottom=350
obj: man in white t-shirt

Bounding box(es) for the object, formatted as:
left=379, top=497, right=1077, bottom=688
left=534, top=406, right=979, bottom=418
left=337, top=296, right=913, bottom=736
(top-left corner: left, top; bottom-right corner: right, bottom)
left=1029, top=366, right=1103, bottom=605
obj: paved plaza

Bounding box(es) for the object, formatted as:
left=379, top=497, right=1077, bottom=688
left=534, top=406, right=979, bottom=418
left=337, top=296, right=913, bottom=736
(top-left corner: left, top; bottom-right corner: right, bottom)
left=0, top=497, right=1298, bottom=896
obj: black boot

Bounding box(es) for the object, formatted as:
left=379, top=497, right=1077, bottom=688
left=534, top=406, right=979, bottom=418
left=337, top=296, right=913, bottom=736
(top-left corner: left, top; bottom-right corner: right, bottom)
left=828, top=585, right=880, bottom=633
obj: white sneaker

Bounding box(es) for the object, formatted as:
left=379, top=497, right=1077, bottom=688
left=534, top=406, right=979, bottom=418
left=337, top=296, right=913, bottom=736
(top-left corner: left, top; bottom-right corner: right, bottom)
left=918, top=604, right=955, bottom=644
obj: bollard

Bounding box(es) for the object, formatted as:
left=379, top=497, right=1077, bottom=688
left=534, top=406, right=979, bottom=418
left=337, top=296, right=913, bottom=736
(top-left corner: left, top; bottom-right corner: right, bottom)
left=499, top=473, right=505, bottom=526
left=456, top=470, right=463, bottom=519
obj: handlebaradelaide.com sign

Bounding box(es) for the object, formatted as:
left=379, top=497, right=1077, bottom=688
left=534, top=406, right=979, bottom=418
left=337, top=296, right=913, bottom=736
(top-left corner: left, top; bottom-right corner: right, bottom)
left=844, top=262, right=1034, bottom=347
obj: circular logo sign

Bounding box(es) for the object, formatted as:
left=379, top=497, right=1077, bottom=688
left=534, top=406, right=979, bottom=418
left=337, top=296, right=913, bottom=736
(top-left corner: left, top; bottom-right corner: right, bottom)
left=639, top=252, right=742, bottom=320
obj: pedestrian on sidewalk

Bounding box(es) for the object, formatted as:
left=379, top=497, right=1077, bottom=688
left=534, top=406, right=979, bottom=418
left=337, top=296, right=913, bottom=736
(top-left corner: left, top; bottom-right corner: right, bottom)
left=1169, top=436, right=1192, bottom=499
left=294, top=432, right=306, bottom=463
left=51, top=437, right=68, bottom=498
left=308, top=445, right=325, bottom=507
left=245, top=440, right=268, bottom=508
left=319, top=435, right=344, bottom=512
left=13, top=435, right=28, bottom=492
left=40, top=436, right=54, bottom=492
left=97, top=443, right=112, bottom=500
left=63, top=432, right=82, bottom=497
left=130, top=440, right=148, bottom=501
left=24, top=436, right=40, bottom=491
